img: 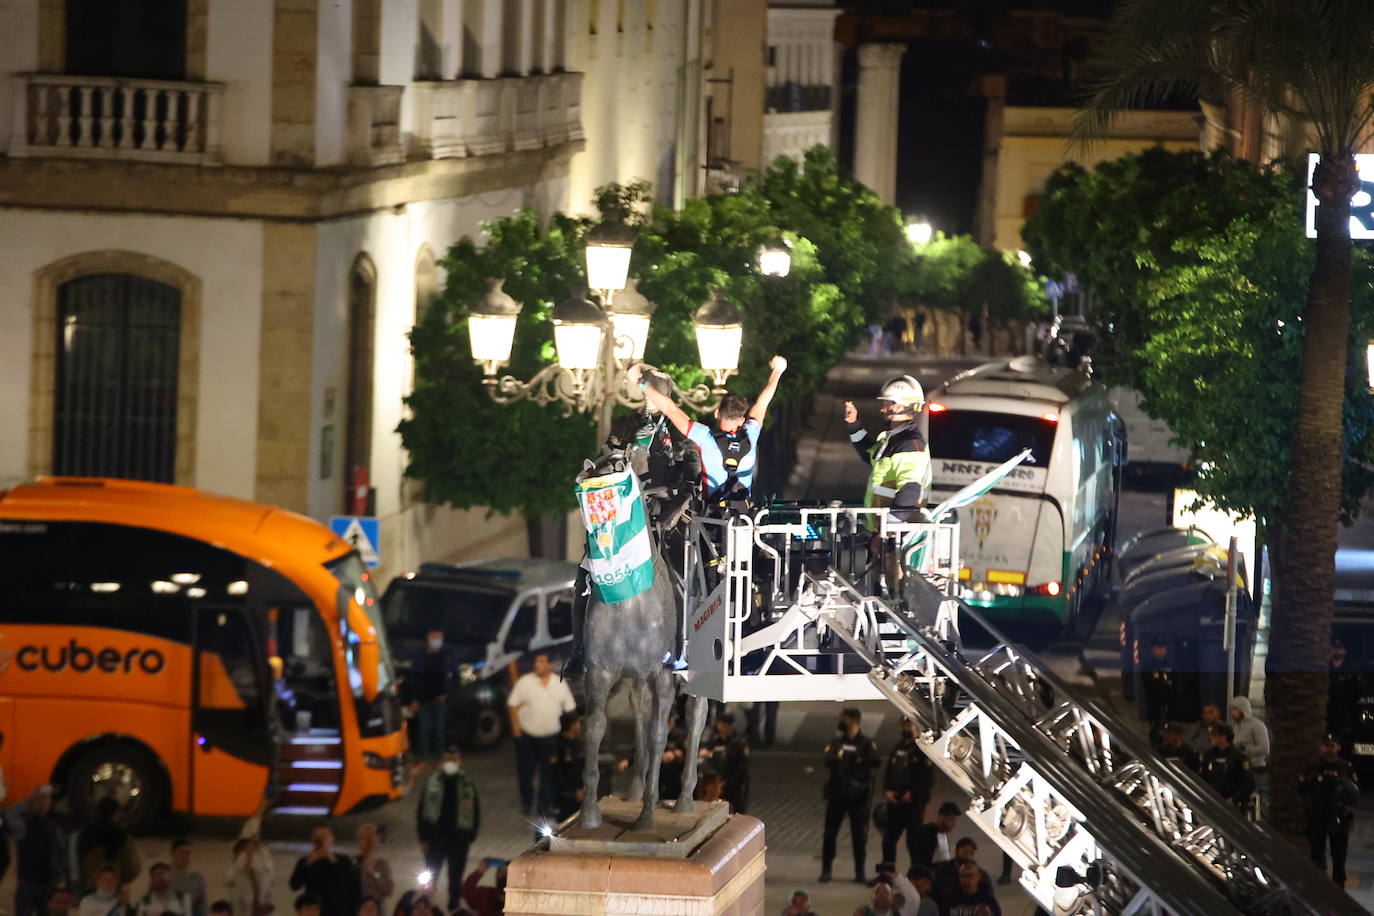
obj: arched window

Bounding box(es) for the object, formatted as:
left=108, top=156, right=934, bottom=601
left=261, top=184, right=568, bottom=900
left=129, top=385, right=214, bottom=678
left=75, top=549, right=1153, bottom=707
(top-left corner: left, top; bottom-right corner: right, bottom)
left=414, top=246, right=439, bottom=325
left=344, top=256, right=376, bottom=513
left=65, top=0, right=187, bottom=81
left=54, top=273, right=182, bottom=482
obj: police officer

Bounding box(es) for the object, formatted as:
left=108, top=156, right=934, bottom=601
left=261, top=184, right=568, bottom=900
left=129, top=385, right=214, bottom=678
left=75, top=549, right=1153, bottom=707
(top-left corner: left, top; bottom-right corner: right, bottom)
left=1327, top=641, right=1362, bottom=750
left=699, top=713, right=750, bottom=813
left=843, top=377, right=932, bottom=593
left=1299, top=735, right=1359, bottom=886
left=880, top=717, right=935, bottom=871
left=1140, top=638, right=1175, bottom=739
left=549, top=713, right=585, bottom=822
left=819, top=708, right=881, bottom=884
left=1200, top=723, right=1254, bottom=810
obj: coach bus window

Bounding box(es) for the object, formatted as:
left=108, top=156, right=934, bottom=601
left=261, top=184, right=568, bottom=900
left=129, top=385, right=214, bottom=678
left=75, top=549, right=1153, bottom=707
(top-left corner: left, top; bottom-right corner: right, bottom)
left=928, top=409, right=1058, bottom=466
left=1, top=522, right=72, bottom=618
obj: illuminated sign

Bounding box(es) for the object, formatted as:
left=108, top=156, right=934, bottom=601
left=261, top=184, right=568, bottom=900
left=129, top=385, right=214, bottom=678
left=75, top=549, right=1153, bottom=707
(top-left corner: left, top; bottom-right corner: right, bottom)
left=1305, top=153, right=1374, bottom=239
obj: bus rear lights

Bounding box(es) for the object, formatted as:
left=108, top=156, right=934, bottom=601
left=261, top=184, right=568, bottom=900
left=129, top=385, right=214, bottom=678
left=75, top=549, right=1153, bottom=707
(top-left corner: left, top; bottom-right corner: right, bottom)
left=1033, top=581, right=1062, bottom=597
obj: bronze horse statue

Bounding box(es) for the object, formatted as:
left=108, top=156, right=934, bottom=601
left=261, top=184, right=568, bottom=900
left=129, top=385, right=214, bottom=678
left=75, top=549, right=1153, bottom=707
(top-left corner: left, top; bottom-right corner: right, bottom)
left=575, top=446, right=710, bottom=830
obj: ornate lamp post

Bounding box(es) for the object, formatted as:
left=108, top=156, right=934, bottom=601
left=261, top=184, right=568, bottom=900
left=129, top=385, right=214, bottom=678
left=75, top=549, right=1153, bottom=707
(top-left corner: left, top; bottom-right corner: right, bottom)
left=466, top=220, right=762, bottom=440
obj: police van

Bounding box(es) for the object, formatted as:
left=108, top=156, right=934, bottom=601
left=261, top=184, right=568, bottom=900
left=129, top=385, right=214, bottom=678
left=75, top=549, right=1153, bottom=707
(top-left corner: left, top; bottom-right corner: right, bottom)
left=381, top=558, right=577, bottom=748
left=927, top=356, right=1124, bottom=630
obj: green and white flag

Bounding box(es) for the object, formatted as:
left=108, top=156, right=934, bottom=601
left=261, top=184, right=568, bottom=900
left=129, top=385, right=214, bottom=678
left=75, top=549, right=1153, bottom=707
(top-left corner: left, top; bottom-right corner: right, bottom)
left=903, top=447, right=1033, bottom=569
left=576, top=468, right=656, bottom=604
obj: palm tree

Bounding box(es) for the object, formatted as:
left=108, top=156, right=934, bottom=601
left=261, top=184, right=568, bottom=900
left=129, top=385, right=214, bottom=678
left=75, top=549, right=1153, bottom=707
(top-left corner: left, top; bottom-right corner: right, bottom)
left=1075, top=0, right=1374, bottom=833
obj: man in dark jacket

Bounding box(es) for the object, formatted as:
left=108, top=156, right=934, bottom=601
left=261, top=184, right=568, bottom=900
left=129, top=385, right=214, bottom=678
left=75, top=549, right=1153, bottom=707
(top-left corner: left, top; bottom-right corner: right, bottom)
left=9, top=787, right=64, bottom=916
left=1157, top=723, right=1200, bottom=772
left=819, top=708, right=881, bottom=884
left=700, top=713, right=750, bottom=813
left=880, top=717, right=935, bottom=871
left=911, top=803, right=962, bottom=869
left=1299, top=735, right=1359, bottom=886
left=1199, top=723, right=1254, bottom=810
left=938, top=862, right=1001, bottom=916
left=407, top=630, right=456, bottom=761
left=287, top=826, right=358, bottom=916
left=415, top=747, right=481, bottom=912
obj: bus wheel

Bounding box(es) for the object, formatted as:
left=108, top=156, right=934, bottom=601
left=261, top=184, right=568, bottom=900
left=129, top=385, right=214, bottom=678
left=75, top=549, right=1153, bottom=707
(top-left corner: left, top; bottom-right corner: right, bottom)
left=66, top=743, right=166, bottom=833
left=462, top=702, right=509, bottom=750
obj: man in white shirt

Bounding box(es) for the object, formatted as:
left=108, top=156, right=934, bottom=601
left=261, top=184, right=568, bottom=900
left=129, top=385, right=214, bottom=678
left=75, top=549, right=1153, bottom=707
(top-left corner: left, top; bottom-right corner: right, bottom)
left=507, top=653, right=576, bottom=817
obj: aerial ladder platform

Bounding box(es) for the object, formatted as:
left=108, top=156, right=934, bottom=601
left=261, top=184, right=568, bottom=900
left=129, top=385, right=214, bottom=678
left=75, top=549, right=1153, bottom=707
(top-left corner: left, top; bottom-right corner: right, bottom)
left=677, top=501, right=1360, bottom=916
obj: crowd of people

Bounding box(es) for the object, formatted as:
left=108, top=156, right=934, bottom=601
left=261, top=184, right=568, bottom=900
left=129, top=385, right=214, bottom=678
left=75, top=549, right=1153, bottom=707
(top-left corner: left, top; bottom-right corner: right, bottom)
left=1142, top=639, right=1362, bottom=888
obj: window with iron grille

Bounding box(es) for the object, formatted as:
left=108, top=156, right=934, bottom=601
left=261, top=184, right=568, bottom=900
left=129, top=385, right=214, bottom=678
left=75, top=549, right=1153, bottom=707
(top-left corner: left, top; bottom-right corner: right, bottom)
left=54, top=273, right=182, bottom=483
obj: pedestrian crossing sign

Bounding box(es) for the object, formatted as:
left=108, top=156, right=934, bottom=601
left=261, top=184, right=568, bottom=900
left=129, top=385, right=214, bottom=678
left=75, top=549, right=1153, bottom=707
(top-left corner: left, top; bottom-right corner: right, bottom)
left=329, top=515, right=380, bottom=567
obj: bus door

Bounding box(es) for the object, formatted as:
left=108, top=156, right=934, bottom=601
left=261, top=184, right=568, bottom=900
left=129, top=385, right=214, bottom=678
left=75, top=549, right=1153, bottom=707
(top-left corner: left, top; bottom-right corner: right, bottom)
left=191, top=605, right=273, bottom=815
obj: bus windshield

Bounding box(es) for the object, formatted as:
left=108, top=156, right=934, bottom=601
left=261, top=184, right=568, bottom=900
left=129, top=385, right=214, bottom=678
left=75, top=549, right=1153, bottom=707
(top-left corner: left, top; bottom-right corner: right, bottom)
left=327, top=553, right=395, bottom=696
left=929, top=409, right=1058, bottom=466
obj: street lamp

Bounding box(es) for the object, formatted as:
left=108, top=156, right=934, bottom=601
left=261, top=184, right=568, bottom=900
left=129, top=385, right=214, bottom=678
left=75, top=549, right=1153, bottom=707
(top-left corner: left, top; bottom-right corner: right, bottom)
left=583, top=214, right=635, bottom=303
left=551, top=291, right=605, bottom=374
left=467, top=219, right=743, bottom=437
left=693, top=288, right=745, bottom=387
left=757, top=236, right=793, bottom=278
left=467, top=278, right=522, bottom=375
left=605, top=278, right=655, bottom=362
left=905, top=219, right=933, bottom=245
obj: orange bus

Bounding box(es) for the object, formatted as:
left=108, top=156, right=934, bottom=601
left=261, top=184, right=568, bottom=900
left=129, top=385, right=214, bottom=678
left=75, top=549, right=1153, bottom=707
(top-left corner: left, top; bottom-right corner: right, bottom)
left=0, top=478, right=407, bottom=828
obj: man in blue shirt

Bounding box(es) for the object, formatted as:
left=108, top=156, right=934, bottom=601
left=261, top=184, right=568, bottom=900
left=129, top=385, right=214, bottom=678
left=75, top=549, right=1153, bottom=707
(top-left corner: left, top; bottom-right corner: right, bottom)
left=628, top=355, right=787, bottom=512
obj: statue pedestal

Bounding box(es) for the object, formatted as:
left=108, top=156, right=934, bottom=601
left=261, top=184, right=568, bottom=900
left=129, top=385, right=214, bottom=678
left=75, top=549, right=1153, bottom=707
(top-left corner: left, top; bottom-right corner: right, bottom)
left=505, top=799, right=766, bottom=915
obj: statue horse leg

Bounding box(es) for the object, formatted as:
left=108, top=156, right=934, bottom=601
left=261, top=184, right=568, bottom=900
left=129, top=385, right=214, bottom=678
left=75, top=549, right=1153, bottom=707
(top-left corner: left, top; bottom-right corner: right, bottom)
left=674, top=692, right=710, bottom=814
left=625, top=676, right=649, bottom=802
left=634, top=665, right=674, bottom=831
left=579, top=664, right=617, bottom=829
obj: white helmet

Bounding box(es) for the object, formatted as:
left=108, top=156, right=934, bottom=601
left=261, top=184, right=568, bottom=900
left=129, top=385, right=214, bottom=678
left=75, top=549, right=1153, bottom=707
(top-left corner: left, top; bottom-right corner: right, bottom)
left=878, top=375, right=925, bottom=410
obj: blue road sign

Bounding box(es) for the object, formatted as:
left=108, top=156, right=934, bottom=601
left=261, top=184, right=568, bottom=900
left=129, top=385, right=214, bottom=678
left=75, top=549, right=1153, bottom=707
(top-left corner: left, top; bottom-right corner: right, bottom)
left=329, top=515, right=380, bottom=567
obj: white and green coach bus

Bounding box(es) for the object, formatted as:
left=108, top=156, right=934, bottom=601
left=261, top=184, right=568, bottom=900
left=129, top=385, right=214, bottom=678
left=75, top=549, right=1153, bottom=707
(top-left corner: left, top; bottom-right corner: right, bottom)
left=927, top=356, right=1124, bottom=630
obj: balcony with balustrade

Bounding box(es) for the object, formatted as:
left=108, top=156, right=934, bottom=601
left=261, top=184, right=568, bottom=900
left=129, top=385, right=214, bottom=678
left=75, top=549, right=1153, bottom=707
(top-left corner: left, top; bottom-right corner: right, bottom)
left=406, top=71, right=584, bottom=161
left=9, top=74, right=224, bottom=166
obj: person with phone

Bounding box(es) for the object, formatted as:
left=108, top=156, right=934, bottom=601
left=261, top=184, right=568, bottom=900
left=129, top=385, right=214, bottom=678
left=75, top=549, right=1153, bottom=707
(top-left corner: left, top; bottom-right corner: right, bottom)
left=458, top=859, right=505, bottom=916
left=416, top=748, right=480, bottom=913
left=287, top=828, right=358, bottom=916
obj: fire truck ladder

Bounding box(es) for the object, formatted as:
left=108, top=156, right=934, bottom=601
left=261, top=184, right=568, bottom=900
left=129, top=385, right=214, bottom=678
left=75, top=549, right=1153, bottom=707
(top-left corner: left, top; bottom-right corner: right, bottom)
left=809, top=566, right=1359, bottom=916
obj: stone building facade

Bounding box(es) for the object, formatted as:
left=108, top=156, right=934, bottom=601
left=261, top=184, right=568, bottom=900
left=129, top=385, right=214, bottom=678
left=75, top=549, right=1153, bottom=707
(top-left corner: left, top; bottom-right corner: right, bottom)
left=0, top=0, right=718, bottom=584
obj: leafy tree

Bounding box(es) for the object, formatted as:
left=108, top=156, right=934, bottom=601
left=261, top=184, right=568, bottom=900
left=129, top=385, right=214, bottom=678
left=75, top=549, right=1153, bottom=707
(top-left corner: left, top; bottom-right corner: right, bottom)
left=1026, top=146, right=1374, bottom=832
left=905, top=233, right=1048, bottom=348
left=1077, top=0, right=1374, bottom=833
left=401, top=148, right=916, bottom=537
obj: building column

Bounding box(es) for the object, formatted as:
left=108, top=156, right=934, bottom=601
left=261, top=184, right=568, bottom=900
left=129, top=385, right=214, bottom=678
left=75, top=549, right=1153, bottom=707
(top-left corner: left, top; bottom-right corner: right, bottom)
left=854, top=42, right=905, bottom=205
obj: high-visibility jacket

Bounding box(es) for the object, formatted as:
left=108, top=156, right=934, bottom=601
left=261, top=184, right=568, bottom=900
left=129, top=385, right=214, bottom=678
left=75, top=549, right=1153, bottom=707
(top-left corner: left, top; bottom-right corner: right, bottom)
left=845, top=418, right=931, bottom=520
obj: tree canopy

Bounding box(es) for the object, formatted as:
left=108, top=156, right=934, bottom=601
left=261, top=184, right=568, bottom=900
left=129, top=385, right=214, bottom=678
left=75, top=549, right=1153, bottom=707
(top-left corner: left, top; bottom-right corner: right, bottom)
left=401, top=148, right=932, bottom=518
left=1024, top=147, right=1374, bottom=531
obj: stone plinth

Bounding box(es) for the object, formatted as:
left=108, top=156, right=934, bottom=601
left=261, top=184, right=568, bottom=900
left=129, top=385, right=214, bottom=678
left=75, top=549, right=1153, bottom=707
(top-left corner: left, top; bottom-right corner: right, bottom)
left=550, top=798, right=731, bottom=858
left=505, top=802, right=765, bottom=916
